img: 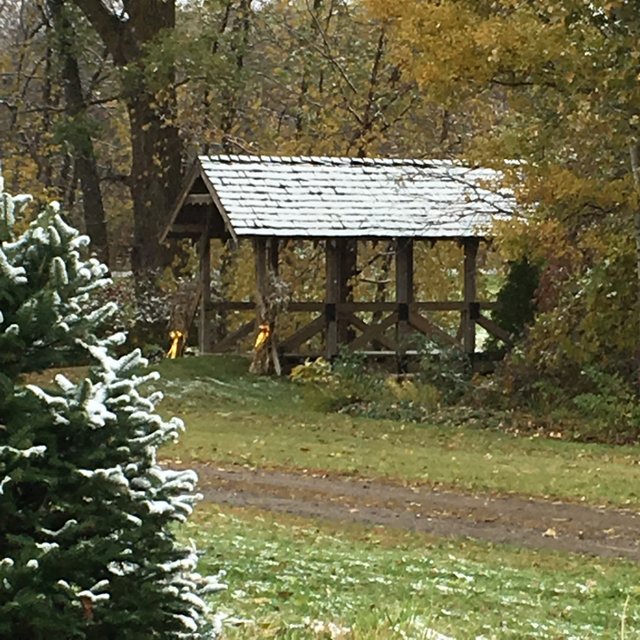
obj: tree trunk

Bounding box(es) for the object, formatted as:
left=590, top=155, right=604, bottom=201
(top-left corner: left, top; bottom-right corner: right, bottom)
left=128, top=89, right=181, bottom=274
left=72, top=0, right=182, bottom=274
left=49, top=0, right=110, bottom=265
left=628, top=142, right=640, bottom=390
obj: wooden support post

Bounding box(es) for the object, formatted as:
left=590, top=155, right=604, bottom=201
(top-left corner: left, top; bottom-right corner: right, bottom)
left=338, top=239, right=357, bottom=344
left=325, top=238, right=357, bottom=356
left=254, top=238, right=268, bottom=320
left=251, top=238, right=269, bottom=373
left=198, top=222, right=211, bottom=354
left=252, top=238, right=282, bottom=375
left=395, top=238, right=414, bottom=365
left=266, top=237, right=281, bottom=374
left=463, top=238, right=479, bottom=357
left=267, top=238, right=279, bottom=277
left=325, top=239, right=340, bottom=359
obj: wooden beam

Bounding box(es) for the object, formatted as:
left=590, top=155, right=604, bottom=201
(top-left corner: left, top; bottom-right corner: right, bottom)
left=396, top=238, right=414, bottom=304
left=268, top=238, right=282, bottom=376
left=338, top=239, right=357, bottom=344
left=278, top=315, right=325, bottom=352
left=160, top=162, right=199, bottom=242
left=462, top=238, right=479, bottom=356
left=254, top=238, right=268, bottom=321
left=198, top=217, right=211, bottom=354
left=212, top=319, right=255, bottom=352
left=325, top=239, right=340, bottom=358
left=171, top=223, right=207, bottom=236
left=200, top=167, right=238, bottom=245
left=413, top=301, right=496, bottom=311
left=476, top=314, right=513, bottom=346
left=186, top=194, right=213, bottom=205
left=267, top=238, right=279, bottom=276
left=207, top=301, right=324, bottom=312
left=408, top=311, right=460, bottom=348
left=252, top=238, right=282, bottom=374
left=395, top=238, right=414, bottom=363
left=348, top=312, right=398, bottom=351
left=204, top=300, right=496, bottom=313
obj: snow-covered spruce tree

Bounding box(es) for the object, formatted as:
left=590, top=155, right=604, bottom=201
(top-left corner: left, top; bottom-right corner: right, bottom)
left=0, top=177, right=222, bottom=639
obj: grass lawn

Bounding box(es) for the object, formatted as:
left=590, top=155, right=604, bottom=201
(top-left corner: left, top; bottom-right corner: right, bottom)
left=189, top=504, right=640, bottom=639
left=156, top=356, right=640, bottom=507
left=156, top=356, right=640, bottom=637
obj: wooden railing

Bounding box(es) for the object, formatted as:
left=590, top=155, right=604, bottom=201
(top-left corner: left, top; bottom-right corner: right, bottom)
left=204, top=300, right=510, bottom=356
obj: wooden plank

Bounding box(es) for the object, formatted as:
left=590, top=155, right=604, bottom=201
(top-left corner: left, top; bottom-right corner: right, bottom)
left=462, top=238, right=479, bottom=355
left=198, top=217, right=211, bottom=354
left=278, top=315, right=325, bottom=352
left=340, top=301, right=494, bottom=312
left=476, top=314, right=513, bottom=345
left=348, top=312, right=398, bottom=351
left=408, top=311, right=460, bottom=347
left=212, top=319, right=255, bottom=352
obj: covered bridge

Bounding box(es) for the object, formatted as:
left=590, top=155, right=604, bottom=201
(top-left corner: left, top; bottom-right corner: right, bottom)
left=162, top=155, right=516, bottom=366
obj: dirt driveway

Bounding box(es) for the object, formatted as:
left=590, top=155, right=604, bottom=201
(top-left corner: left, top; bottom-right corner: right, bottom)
left=188, top=462, right=640, bottom=561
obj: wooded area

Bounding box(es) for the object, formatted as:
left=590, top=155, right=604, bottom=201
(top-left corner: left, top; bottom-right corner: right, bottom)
left=2, top=0, right=639, bottom=420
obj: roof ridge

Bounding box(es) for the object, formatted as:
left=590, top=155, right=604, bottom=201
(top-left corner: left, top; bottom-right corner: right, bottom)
left=197, top=154, right=464, bottom=167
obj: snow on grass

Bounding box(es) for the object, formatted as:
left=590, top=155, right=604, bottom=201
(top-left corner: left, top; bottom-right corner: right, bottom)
left=185, top=506, right=640, bottom=639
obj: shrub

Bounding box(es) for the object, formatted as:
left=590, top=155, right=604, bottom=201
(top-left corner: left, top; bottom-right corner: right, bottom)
left=572, top=368, right=640, bottom=443
left=417, top=338, right=472, bottom=404
left=489, top=257, right=540, bottom=348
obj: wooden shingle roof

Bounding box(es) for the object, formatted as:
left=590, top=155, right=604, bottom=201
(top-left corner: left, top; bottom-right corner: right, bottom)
left=163, top=155, right=515, bottom=241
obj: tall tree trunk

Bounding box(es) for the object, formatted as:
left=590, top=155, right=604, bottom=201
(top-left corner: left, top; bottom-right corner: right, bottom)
left=49, top=0, right=110, bottom=265
left=219, top=0, right=252, bottom=152
left=628, top=141, right=640, bottom=390
left=128, top=89, right=181, bottom=274
left=72, top=0, right=182, bottom=274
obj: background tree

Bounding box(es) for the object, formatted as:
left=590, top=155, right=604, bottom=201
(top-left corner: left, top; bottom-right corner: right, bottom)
left=0, top=0, right=128, bottom=264
left=48, top=0, right=109, bottom=263
left=367, top=0, right=640, bottom=386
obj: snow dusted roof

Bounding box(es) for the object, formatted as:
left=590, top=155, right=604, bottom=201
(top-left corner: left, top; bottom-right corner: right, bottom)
left=164, top=155, right=516, bottom=241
